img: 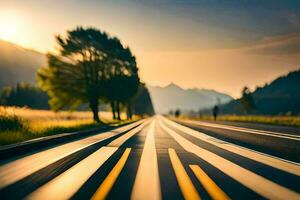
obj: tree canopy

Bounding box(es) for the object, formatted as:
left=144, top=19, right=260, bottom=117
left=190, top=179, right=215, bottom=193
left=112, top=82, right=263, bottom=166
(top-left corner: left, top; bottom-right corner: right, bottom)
left=240, top=87, right=255, bottom=114
left=130, top=83, right=155, bottom=117
left=37, top=27, right=141, bottom=122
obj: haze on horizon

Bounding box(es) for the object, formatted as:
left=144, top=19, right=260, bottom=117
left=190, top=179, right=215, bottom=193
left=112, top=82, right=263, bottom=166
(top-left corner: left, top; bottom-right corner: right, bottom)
left=0, top=0, right=299, bottom=98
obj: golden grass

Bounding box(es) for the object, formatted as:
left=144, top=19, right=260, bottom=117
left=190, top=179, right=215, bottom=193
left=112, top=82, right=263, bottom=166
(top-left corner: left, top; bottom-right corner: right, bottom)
left=28, top=118, right=94, bottom=132
left=0, top=106, right=114, bottom=120
left=181, top=115, right=300, bottom=127
left=0, top=106, right=133, bottom=145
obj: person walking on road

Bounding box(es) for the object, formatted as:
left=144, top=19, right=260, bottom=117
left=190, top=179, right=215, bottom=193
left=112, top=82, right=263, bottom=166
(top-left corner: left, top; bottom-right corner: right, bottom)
left=213, top=105, right=219, bottom=121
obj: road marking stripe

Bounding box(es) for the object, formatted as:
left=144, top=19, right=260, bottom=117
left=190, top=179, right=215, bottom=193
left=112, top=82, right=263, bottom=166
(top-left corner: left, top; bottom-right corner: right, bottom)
left=0, top=120, right=143, bottom=189
left=163, top=117, right=300, bottom=175
left=108, top=120, right=150, bottom=147
left=25, top=147, right=117, bottom=200
left=168, top=148, right=201, bottom=200
left=185, top=120, right=300, bottom=141
left=91, top=148, right=131, bottom=200
left=190, top=165, right=230, bottom=200
left=194, top=120, right=300, bottom=138
left=131, top=120, right=161, bottom=200
left=159, top=120, right=300, bottom=200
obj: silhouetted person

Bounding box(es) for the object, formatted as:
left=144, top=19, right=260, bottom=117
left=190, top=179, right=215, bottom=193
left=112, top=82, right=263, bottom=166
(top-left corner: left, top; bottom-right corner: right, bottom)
left=175, top=109, right=181, bottom=118
left=213, top=105, right=219, bottom=120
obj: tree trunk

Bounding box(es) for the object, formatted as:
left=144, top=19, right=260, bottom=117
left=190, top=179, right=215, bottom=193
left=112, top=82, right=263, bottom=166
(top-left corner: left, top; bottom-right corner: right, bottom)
left=116, top=101, right=121, bottom=120
left=90, top=99, right=100, bottom=123
left=111, top=101, right=116, bottom=119
left=127, top=104, right=132, bottom=120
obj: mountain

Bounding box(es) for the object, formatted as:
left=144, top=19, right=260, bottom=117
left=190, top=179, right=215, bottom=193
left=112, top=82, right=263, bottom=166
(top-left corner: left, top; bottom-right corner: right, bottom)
left=148, top=83, right=233, bottom=114
left=218, top=69, right=300, bottom=115
left=0, top=40, right=46, bottom=89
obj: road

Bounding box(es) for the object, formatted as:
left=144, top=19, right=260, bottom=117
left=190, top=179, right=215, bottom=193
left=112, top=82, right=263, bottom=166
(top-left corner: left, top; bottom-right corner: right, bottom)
left=0, top=116, right=299, bottom=200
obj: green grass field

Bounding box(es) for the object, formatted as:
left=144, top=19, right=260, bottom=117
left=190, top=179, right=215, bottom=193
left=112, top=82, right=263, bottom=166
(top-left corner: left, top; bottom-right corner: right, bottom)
left=181, top=115, right=300, bottom=127
left=0, top=106, right=135, bottom=145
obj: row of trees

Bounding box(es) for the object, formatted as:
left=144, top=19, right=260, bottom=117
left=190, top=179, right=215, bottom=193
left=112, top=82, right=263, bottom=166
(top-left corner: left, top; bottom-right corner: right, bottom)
left=37, top=27, right=154, bottom=122
left=0, top=82, right=50, bottom=109
left=0, top=81, right=154, bottom=118
left=2, top=27, right=154, bottom=122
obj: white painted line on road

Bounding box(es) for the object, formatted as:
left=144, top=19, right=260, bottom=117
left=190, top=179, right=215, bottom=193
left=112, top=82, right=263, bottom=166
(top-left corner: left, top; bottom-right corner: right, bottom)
left=184, top=120, right=300, bottom=141
left=0, top=120, right=143, bottom=189
left=108, top=119, right=151, bottom=147
left=131, top=120, right=161, bottom=200
left=25, top=146, right=118, bottom=200
left=159, top=119, right=300, bottom=200
left=162, top=117, right=300, bottom=176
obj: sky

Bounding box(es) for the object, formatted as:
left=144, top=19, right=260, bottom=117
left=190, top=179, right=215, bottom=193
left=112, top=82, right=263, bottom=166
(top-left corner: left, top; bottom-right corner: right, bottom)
left=0, top=0, right=300, bottom=98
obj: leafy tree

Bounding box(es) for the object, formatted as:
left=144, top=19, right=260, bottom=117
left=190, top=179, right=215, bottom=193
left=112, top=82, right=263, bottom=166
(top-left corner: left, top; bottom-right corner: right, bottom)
left=130, top=84, right=155, bottom=117
left=240, top=86, right=255, bottom=114
left=0, top=86, right=12, bottom=105
left=38, top=27, right=137, bottom=122
left=103, top=45, right=140, bottom=120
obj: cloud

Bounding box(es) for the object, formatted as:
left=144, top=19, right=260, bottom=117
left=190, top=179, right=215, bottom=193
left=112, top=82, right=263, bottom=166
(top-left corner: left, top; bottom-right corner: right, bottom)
left=288, top=13, right=300, bottom=27
left=241, top=33, right=300, bottom=55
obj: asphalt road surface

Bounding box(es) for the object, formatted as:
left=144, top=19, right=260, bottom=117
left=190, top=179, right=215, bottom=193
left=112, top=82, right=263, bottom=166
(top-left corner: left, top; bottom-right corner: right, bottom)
left=0, top=116, right=299, bottom=200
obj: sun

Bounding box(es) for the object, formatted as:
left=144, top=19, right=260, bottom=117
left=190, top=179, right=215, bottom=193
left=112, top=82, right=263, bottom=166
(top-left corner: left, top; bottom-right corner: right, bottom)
left=0, top=11, right=21, bottom=41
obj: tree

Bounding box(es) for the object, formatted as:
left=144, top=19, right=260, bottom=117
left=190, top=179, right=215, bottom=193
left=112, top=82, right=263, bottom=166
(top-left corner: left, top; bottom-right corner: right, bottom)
left=103, top=45, right=140, bottom=120
left=130, top=84, right=155, bottom=117
left=240, top=87, right=255, bottom=114
left=0, top=86, right=12, bottom=105
left=38, top=27, right=136, bottom=122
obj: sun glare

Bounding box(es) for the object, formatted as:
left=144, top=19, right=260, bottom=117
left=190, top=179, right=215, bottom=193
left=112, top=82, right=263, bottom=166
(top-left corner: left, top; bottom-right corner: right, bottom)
left=0, top=11, right=21, bottom=42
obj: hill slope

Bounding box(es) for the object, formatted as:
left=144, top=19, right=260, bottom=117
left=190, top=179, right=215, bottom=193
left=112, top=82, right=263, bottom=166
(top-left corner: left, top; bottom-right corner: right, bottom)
left=148, top=83, right=233, bottom=114
left=0, top=40, right=46, bottom=89
left=220, top=70, right=300, bottom=115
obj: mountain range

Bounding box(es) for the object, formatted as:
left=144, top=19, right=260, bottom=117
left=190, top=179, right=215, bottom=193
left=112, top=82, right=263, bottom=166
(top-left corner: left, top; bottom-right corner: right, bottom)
left=148, top=83, right=233, bottom=114
left=0, top=40, right=46, bottom=89
left=214, top=69, right=300, bottom=115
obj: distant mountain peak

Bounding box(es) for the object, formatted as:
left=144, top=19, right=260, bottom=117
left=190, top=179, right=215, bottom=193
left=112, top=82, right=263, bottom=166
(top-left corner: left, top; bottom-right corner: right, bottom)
left=148, top=84, right=233, bottom=114
left=165, top=82, right=182, bottom=90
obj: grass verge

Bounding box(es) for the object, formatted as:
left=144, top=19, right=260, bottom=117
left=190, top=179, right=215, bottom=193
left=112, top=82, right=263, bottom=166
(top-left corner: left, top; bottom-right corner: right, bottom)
left=180, top=115, right=300, bottom=127
left=0, top=107, right=136, bottom=146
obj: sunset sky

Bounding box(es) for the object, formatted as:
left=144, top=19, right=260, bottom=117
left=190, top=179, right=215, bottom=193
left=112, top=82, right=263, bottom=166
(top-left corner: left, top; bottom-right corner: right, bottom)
left=0, top=0, right=300, bottom=97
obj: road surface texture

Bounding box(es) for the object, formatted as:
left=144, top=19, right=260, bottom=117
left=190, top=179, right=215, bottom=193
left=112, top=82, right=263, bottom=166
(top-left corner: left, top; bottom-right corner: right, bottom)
left=0, top=116, right=299, bottom=200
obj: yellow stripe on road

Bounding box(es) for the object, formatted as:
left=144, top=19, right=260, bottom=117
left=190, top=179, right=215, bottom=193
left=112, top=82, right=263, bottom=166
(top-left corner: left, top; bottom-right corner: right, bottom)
left=91, top=148, right=131, bottom=200
left=0, top=120, right=143, bottom=190
left=168, top=148, right=201, bottom=200
left=159, top=119, right=300, bottom=200
left=190, top=165, right=230, bottom=200
left=162, top=117, right=300, bottom=176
